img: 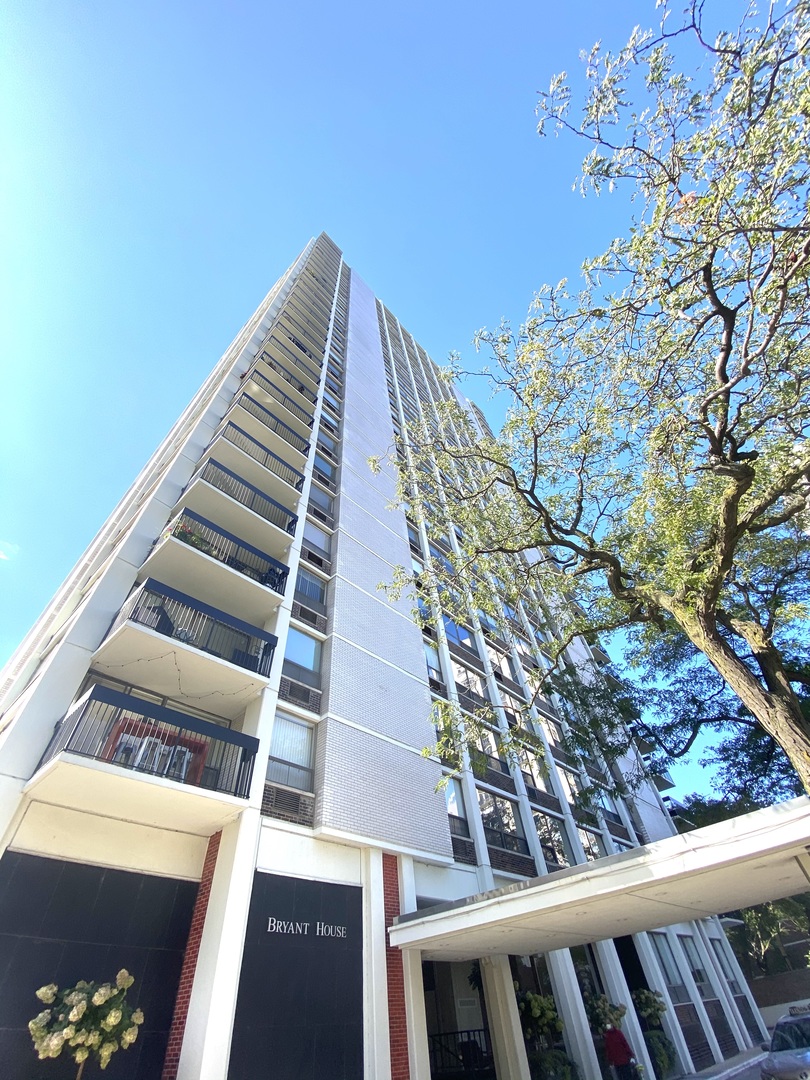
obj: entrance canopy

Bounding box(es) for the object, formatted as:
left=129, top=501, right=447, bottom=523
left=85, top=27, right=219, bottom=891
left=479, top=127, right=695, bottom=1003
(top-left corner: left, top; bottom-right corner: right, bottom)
left=390, top=797, right=810, bottom=961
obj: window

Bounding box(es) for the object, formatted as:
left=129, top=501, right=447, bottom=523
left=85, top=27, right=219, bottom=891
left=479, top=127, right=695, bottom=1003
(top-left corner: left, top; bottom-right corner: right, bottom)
left=678, top=934, right=712, bottom=998
left=267, top=714, right=314, bottom=791
left=283, top=628, right=322, bottom=687
left=577, top=827, right=606, bottom=862
left=443, top=616, right=478, bottom=655
left=650, top=933, right=690, bottom=1003
left=295, top=567, right=326, bottom=611
left=424, top=641, right=443, bottom=684
left=317, top=430, right=337, bottom=456
left=709, top=938, right=741, bottom=995
left=308, top=484, right=333, bottom=514
left=536, top=713, right=564, bottom=747
left=314, top=454, right=336, bottom=481
left=444, top=778, right=470, bottom=837
left=534, top=812, right=570, bottom=868
left=557, top=767, right=583, bottom=805
left=452, top=661, right=490, bottom=706
left=519, top=749, right=551, bottom=793
left=477, top=790, right=528, bottom=853
left=303, top=520, right=331, bottom=555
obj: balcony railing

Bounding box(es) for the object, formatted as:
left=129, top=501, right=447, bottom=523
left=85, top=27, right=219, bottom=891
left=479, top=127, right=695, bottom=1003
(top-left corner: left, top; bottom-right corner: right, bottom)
left=231, top=393, right=310, bottom=455
left=245, top=367, right=314, bottom=426
left=482, top=825, right=530, bottom=856
left=189, top=460, right=297, bottom=535
left=110, top=579, right=278, bottom=676
left=266, top=334, right=320, bottom=387
left=162, top=509, right=289, bottom=594
left=215, top=422, right=305, bottom=491
left=258, top=350, right=318, bottom=405
left=39, top=684, right=258, bottom=798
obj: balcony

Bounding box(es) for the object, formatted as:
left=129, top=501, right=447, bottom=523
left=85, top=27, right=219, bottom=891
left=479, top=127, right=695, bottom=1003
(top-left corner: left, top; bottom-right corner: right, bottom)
left=256, top=349, right=318, bottom=406
left=243, top=367, right=314, bottom=433
left=92, top=579, right=278, bottom=720
left=263, top=334, right=321, bottom=391
left=182, top=459, right=296, bottom=558
left=201, top=422, right=305, bottom=506
left=140, top=509, right=289, bottom=626
left=27, top=685, right=259, bottom=834
left=228, top=392, right=309, bottom=461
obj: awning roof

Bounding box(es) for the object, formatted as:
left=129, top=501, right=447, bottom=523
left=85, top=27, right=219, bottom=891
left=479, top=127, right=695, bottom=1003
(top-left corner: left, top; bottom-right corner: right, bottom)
left=389, top=797, right=810, bottom=961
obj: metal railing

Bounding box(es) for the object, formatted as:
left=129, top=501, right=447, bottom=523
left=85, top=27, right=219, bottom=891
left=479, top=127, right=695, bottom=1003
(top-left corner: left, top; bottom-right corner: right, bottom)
left=428, top=1029, right=494, bottom=1076
left=189, top=459, right=297, bottom=535
left=162, top=509, right=289, bottom=594
left=482, top=825, right=531, bottom=855
left=39, top=684, right=258, bottom=798
left=110, top=578, right=278, bottom=676
left=258, top=350, right=318, bottom=405
left=231, top=393, right=310, bottom=455
left=265, top=334, right=320, bottom=387
left=214, top=422, right=305, bottom=491
left=245, top=367, right=314, bottom=426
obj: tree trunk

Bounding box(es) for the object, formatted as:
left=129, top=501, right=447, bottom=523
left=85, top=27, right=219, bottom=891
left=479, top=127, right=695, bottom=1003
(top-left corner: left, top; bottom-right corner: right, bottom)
left=668, top=603, right=810, bottom=793
left=76, top=1060, right=86, bottom=1080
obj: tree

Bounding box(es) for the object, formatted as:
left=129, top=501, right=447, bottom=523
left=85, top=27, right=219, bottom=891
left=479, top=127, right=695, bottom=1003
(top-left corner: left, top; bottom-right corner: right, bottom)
left=396, top=0, right=810, bottom=791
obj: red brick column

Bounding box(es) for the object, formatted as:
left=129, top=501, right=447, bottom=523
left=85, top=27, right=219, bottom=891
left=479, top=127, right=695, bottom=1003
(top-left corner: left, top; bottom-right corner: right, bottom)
left=161, top=831, right=222, bottom=1080
left=383, top=852, right=411, bottom=1080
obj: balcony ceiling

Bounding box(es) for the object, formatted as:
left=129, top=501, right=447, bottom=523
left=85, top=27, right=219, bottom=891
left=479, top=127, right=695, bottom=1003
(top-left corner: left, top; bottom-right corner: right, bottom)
left=92, top=624, right=269, bottom=720
left=139, top=538, right=283, bottom=627
left=25, top=755, right=247, bottom=835
left=181, top=477, right=293, bottom=560
left=389, top=797, right=810, bottom=961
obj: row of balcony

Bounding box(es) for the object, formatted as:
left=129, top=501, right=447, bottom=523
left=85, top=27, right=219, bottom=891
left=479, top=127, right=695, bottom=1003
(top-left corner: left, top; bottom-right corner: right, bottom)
left=29, top=302, right=334, bottom=820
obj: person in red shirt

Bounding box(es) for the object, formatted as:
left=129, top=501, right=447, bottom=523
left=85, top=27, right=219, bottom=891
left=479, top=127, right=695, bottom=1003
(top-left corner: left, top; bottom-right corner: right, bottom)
left=604, top=1023, right=637, bottom=1080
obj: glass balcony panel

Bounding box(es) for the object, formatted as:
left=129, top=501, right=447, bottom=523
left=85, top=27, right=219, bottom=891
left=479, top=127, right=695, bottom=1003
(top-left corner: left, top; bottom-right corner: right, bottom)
left=38, top=685, right=258, bottom=798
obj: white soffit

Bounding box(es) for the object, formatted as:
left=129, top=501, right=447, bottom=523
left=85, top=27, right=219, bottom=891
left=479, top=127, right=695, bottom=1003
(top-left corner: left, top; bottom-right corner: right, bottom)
left=389, top=797, right=810, bottom=961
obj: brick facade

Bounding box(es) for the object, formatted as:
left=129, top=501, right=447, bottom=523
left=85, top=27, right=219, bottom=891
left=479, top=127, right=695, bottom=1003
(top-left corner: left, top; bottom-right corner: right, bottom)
left=383, top=853, right=410, bottom=1080
left=161, top=831, right=222, bottom=1080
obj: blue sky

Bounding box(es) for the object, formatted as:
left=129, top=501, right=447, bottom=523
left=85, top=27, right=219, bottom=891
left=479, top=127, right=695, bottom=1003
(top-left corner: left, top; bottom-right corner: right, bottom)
left=1, top=0, right=743, bottom=797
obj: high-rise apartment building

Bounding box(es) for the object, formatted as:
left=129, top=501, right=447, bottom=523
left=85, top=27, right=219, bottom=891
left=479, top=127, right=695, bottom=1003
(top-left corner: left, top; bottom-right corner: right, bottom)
left=0, top=234, right=767, bottom=1080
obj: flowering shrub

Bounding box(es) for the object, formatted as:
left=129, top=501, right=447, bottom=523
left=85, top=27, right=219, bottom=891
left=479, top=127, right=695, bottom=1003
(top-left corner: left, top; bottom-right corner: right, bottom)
left=631, top=988, right=668, bottom=1029
left=515, top=986, right=564, bottom=1046
left=583, top=993, right=626, bottom=1035
left=29, top=969, right=144, bottom=1077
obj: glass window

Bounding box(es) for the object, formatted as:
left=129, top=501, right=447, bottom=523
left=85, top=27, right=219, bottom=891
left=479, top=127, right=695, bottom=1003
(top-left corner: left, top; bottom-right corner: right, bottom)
left=317, top=430, right=337, bottom=454
left=314, top=454, right=335, bottom=479
left=424, top=641, right=443, bottom=682
left=557, top=767, right=582, bottom=804
left=477, top=790, right=525, bottom=841
left=534, top=812, right=570, bottom=867
left=267, top=714, right=314, bottom=791
left=304, top=520, right=331, bottom=554
left=443, top=616, right=478, bottom=654
left=519, top=749, right=551, bottom=792
left=577, top=828, right=606, bottom=862
left=536, top=713, right=564, bottom=746
left=444, top=777, right=466, bottom=819
left=308, top=484, right=333, bottom=513
left=452, top=661, right=489, bottom=703
left=678, top=934, right=711, bottom=998
left=710, top=939, right=741, bottom=995
left=295, top=567, right=326, bottom=608
left=284, top=628, right=321, bottom=672
left=650, top=933, right=690, bottom=1004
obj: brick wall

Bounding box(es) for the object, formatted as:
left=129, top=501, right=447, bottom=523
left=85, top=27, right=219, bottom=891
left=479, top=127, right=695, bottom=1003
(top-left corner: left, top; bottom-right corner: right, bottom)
left=161, top=831, right=221, bottom=1080
left=383, top=853, right=410, bottom=1080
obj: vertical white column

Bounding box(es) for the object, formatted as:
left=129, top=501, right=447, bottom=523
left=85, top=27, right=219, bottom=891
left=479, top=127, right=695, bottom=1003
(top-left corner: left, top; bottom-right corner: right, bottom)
left=546, top=949, right=602, bottom=1080
left=177, top=809, right=261, bottom=1080
left=633, top=932, right=695, bottom=1074
left=480, top=955, right=531, bottom=1080
left=363, top=847, right=392, bottom=1080
left=592, top=939, right=655, bottom=1080
left=398, top=856, right=432, bottom=1079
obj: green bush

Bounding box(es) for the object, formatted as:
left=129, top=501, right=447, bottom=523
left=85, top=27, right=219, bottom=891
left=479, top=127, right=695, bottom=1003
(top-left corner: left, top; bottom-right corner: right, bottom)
left=643, top=1029, right=678, bottom=1080
left=528, top=1047, right=581, bottom=1080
